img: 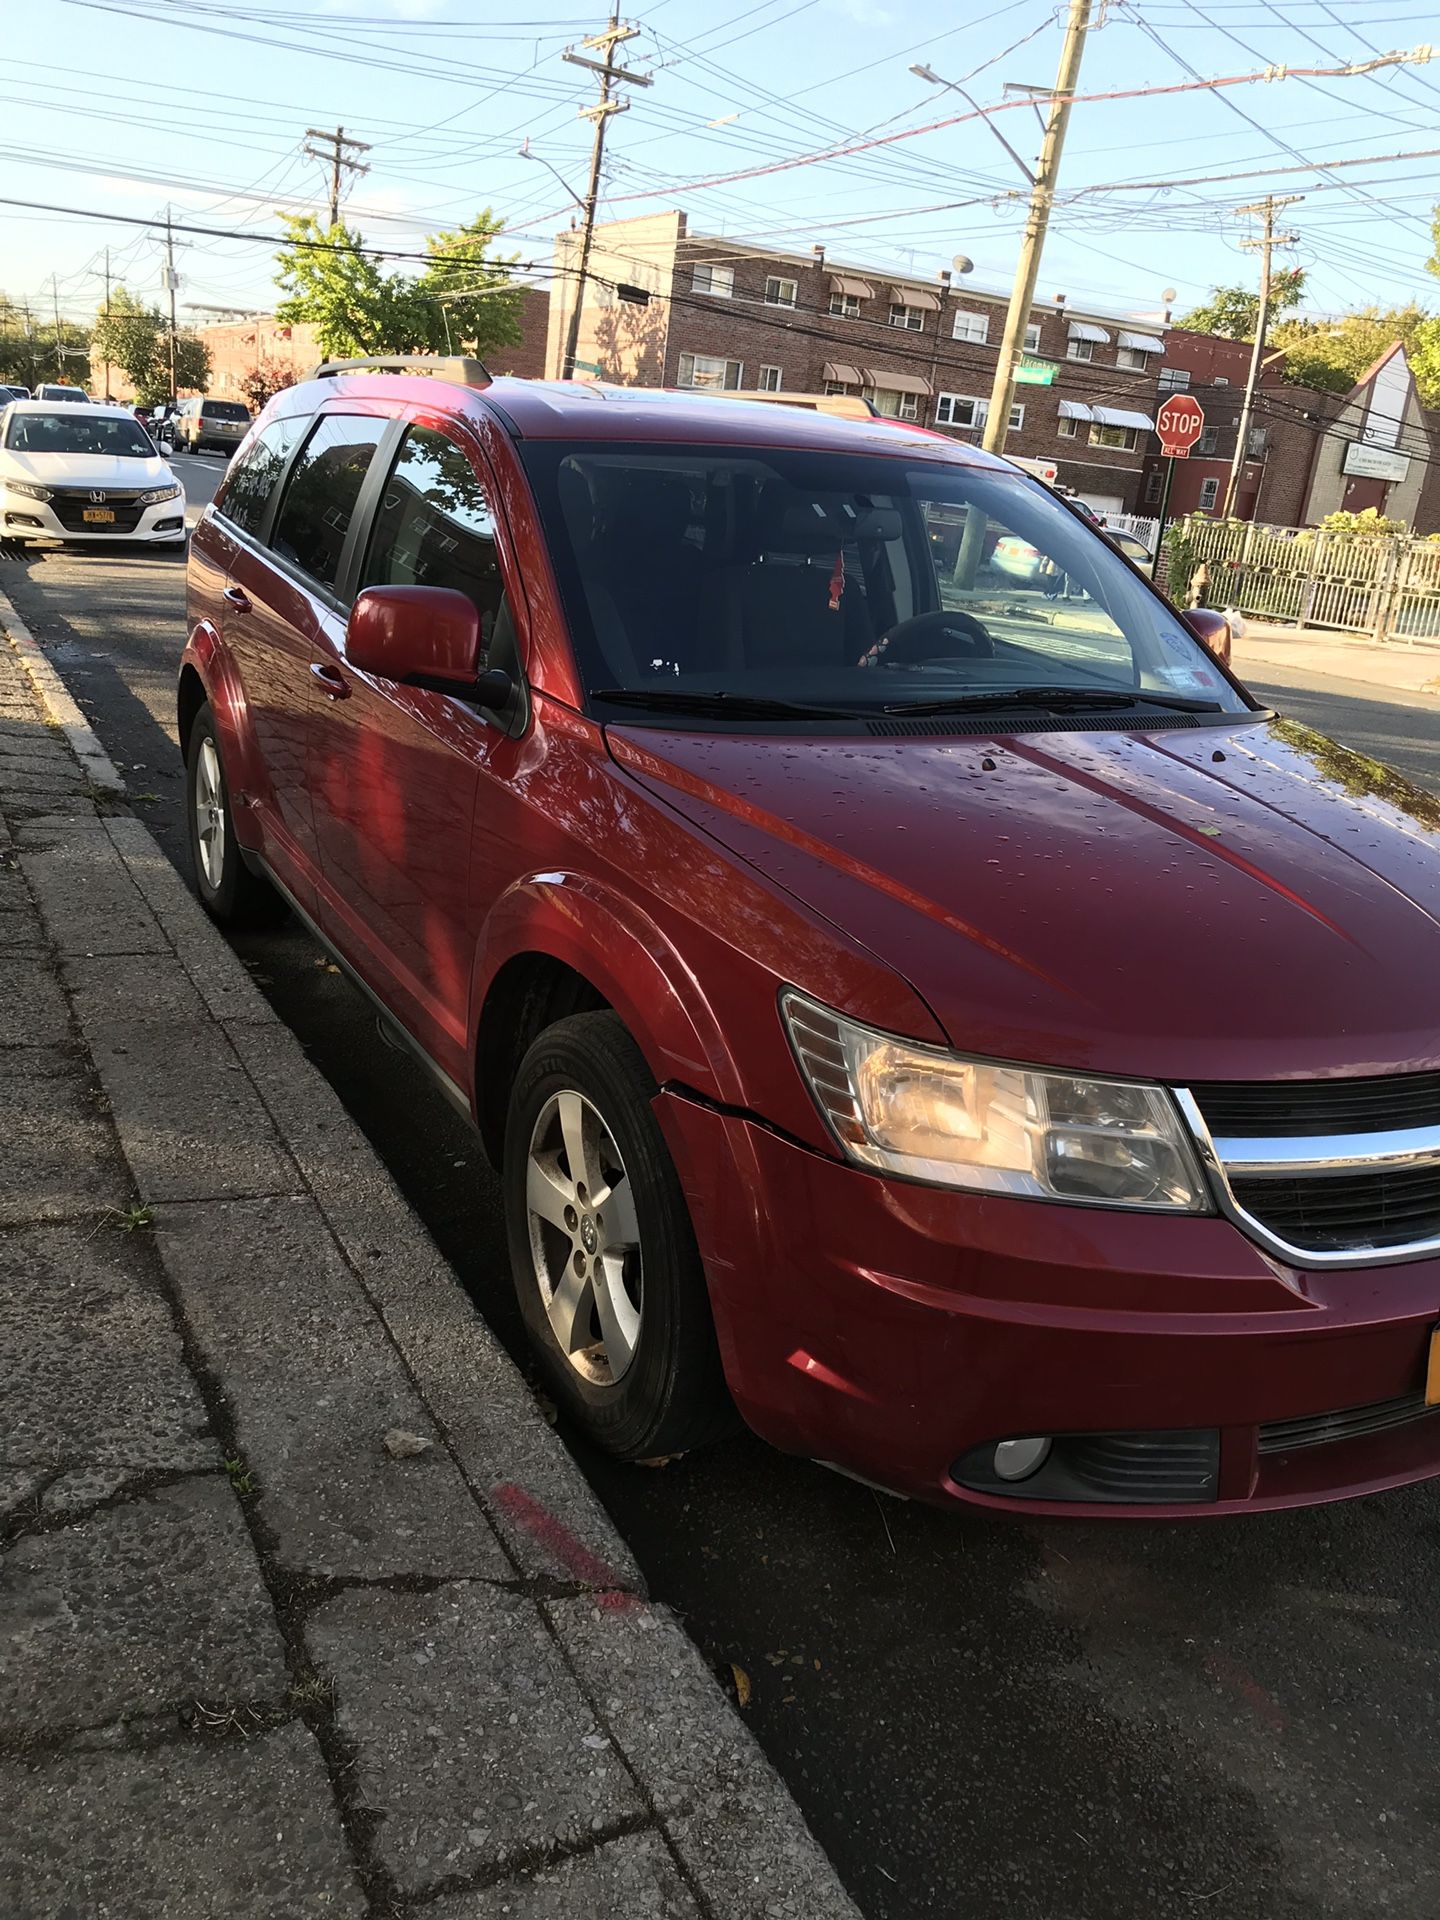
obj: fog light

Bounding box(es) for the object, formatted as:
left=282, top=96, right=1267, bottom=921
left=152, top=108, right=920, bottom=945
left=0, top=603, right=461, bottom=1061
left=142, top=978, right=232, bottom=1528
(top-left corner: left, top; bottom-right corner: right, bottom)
left=993, top=1437, right=1051, bottom=1482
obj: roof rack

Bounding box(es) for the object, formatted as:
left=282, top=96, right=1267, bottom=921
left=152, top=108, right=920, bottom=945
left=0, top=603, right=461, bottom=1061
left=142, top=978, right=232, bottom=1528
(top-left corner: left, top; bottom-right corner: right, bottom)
left=307, top=355, right=491, bottom=389
left=715, top=389, right=879, bottom=421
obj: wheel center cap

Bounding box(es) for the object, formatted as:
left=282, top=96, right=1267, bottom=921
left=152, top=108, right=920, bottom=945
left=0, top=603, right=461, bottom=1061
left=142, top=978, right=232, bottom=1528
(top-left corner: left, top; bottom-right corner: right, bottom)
left=579, top=1215, right=598, bottom=1255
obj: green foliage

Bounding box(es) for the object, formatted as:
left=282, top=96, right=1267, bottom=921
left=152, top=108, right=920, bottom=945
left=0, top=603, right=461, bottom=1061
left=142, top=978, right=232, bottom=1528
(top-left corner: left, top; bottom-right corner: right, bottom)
left=90, top=286, right=210, bottom=403
left=239, top=365, right=296, bottom=411
left=1317, top=506, right=1409, bottom=538
left=0, top=296, right=91, bottom=389
left=1271, top=305, right=1437, bottom=404
left=273, top=211, right=522, bottom=360
left=1176, top=270, right=1305, bottom=341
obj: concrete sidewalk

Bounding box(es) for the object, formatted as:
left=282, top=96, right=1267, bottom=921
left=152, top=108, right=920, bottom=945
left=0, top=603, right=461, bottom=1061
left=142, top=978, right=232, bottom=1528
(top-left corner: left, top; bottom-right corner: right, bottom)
left=0, top=622, right=860, bottom=1919
left=1232, top=619, right=1440, bottom=699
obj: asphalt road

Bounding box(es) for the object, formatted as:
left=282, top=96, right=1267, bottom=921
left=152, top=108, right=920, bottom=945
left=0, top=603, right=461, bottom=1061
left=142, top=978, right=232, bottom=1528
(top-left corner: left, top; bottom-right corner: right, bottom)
left=7, top=468, right=1440, bottom=1920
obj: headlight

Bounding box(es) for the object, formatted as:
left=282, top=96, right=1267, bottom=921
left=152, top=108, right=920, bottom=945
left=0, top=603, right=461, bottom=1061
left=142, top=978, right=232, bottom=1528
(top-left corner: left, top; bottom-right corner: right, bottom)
left=4, top=479, right=52, bottom=502
left=781, top=990, right=1210, bottom=1211
left=137, top=483, right=182, bottom=505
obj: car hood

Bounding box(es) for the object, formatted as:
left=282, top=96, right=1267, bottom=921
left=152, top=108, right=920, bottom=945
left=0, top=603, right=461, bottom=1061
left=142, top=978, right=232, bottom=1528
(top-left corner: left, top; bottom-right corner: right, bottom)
left=0, top=451, right=170, bottom=488
left=608, top=714, right=1440, bottom=1084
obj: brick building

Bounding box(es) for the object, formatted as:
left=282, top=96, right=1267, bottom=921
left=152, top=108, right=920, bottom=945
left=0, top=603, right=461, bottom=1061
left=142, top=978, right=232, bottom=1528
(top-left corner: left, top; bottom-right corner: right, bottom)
left=547, top=211, right=1171, bottom=514
left=1144, top=330, right=1439, bottom=532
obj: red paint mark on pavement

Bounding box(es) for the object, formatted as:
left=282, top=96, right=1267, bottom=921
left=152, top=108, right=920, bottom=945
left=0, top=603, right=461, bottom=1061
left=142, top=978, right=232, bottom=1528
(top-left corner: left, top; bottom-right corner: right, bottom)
left=1205, top=1651, right=1287, bottom=1734
left=493, top=1482, right=642, bottom=1610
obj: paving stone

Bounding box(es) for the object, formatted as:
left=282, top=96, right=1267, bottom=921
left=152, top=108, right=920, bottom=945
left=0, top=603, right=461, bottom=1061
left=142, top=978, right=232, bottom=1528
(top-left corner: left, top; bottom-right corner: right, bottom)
left=0, top=1723, right=365, bottom=1918
left=152, top=1196, right=506, bottom=1580
left=0, top=1224, right=214, bottom=1491
left=227, top=1018, right=644, bottom=1594
left=17, top=815, right=166, bottom=957
left=546, top=1598, right=863, bottom=1920
left=428, top=1830, right=701, bottom=1919
left=0, top=1478, right=286, bottom=1733
left=0, top=915, right=44, bottom=951
left=0, top=954, right=72, bottom=1048
left=0, top=762, right=83, bottom=798
left=0, top=736, right=71, bottom=774
left=0, top=1061, right=129, bottom=1222
left=308, top=1583, right=642, bottom=1893
left=64, top=951, right=212, bottom=1024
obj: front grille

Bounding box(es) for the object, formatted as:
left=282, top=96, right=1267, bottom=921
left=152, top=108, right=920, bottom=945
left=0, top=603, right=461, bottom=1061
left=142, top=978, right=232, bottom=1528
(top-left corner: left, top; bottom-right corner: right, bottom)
left=1259, top=1391, right=1439, bottom=1456
left=1193, top=1071, right=1440, bottom=1139
left=50, top=490, right=145, bottom=534
left=1063, top=1430, right=1219, bottom=1500
left=1230, top=1164, right=1440, bottom=1253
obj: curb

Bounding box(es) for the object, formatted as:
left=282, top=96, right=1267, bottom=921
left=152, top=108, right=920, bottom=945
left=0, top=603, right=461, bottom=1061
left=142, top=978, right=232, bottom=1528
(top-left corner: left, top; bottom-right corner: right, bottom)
left=0, top=582, right=125, bottom=794
left=0, top=608, right=863, bottom=1919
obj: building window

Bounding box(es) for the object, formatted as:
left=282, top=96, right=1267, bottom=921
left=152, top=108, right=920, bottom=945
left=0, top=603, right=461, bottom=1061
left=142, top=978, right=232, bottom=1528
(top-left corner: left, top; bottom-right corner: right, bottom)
left=823, top=379, right=852, bottom=396
left=1247, top=427, right=1267, bottom=455
left=889, top=304, right=924, bottom=331
left=1144, top=470, right=1163, bottom=504
left=1199, top=477, right=1220, bottom=511
left=764, top=275, right=797, bottom=308
left=1089, top=422, right=1139, bottom=450
left=1157, top=366, right=1190, bottom=393
left=677, top=352, right=742, bottom=391
left=1067, top=337, right=1095, bottom=363
left=934, top=395, right=1023, bottom=432
left=952, top=310, right=990, bottom=344
left=1117, top=347, right=1148, bottom=372
left=1197, top=427, right=1219, bottom=455
left=1214, top=377, right=1230, bottom=387
left=692, top=263, right=734, bottom=298
left=1058, top=415, right=1081, bottom=439
left=1024, top=322, right=1043, bottom=352
left=873, top=389, right=920, bottom=421
left=829, top=291, right=861, bottom=319
left=758, top=364, right=783, bottom=391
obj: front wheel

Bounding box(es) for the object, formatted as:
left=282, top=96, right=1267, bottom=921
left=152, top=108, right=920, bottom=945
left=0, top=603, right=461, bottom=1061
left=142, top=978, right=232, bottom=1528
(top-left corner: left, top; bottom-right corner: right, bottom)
left=503, top=1012, right=732, bottom=1459
left=184, top=701, right=285, bottom=927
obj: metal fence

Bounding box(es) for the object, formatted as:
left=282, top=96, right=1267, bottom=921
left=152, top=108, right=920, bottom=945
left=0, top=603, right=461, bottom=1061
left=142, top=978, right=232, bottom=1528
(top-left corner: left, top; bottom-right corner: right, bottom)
left=1105, top=512, right=1160, bottom=550
left=1171, top=516, right=1440, bottom=642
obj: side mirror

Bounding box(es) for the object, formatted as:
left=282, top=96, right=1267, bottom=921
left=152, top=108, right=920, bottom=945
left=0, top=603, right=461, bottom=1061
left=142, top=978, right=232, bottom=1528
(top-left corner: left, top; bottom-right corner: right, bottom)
left=1183, top=606, right=1232, bottom=664
left=347, top=584, right=511, bottom=704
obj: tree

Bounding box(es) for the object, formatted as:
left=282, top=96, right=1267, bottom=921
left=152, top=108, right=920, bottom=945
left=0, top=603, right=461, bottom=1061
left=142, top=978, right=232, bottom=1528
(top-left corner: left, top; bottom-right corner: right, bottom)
left=273, top=211, right=522, bottom=360
left=90, top=286, right=209, bottom=403
left=1177, top=269, right=1306, bottom=340
left=239, top=365, right=296, bottom=411
left=1410, top=208, right=1440, bottom=405
left=1270, top=305, right=1437, bottom=403
left=1, top=296, right=91, bottom=389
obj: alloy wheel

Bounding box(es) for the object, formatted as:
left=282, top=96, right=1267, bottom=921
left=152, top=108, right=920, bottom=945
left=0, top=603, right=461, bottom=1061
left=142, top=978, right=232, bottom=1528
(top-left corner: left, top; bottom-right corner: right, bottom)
left=525, top=1089, right=642, bottom=1385
left=194, top=736, right=226, bottom=889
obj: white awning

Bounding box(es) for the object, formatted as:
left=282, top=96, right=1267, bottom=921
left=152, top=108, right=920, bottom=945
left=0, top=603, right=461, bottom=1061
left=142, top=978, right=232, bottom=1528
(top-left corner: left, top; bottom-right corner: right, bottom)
left=862, top=367, right=933, bottom=396
left=1057, top=399, right=1093, bottom=421
left=1117, top=330, right=1163, bottom=354
left=822, top=362, right=863, bottom=386
left=1067, top=321, right=1111, bottom=344
left=889, top=284, right=941, bottom=312
left=829, top=274, right=874, bottom=300
left=1092, top=405, right=1156, bottom=431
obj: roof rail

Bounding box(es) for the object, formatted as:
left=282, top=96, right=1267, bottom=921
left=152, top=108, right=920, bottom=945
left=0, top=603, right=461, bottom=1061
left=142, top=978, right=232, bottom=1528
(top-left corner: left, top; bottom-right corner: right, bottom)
left=307, top=355, right=491, bottom=389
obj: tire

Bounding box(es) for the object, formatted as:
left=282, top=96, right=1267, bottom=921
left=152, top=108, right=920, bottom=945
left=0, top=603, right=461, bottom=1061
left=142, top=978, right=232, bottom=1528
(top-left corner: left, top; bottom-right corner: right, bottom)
left=504, top=1011, right=732, bottom=1459
left=184, top=701, right=285, bottom=926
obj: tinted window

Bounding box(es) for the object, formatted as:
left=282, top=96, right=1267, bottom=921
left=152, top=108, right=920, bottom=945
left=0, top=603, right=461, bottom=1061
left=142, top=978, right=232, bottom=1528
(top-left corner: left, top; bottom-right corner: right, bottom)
left=359, top=426, right=505, bottom=650
left=270, top=414, right=388, bottom=593
left=201, top=401, right=251, bottom=422
left=215, top=415, right=306, bottom=538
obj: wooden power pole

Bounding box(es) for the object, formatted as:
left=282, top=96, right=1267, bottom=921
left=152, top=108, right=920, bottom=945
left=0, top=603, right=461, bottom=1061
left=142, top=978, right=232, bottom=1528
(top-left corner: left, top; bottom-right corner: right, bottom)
left=1222, top=194, right=1302, bottom=518
left=304, top=126, right=372, bottom=227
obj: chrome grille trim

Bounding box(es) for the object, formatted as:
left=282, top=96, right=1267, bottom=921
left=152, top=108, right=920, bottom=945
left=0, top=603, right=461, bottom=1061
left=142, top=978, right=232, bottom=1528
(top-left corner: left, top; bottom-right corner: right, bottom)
left=1173, top=1088, right=1440, bottom=1269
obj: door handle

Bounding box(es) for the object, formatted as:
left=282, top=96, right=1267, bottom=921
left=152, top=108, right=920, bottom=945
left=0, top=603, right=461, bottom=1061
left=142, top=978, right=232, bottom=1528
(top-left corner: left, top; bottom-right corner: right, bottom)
left=222, top=585, right=251, bottom=612
left=310, top=661, right=350, bottom=700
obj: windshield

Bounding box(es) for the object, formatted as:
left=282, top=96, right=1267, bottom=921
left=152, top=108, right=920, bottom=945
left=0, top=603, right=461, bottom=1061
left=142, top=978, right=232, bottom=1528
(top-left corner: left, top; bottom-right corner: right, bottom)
left=4, top=412, right=156, bottom=458
left=521, top=442, right=1248, bottom=727
left=201, top=401, right=251, bottom=421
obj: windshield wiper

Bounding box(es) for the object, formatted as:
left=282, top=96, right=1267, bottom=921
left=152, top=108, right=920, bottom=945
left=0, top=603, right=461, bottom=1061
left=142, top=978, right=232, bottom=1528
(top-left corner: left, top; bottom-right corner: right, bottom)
left=884, top=685, right=1223, bottom=717
left=589, top=687, right=873, bottom=722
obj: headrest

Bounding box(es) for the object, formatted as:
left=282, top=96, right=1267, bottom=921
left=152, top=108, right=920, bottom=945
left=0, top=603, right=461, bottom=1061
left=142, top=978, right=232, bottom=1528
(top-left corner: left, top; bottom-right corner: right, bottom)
left=771, top=499, right=903, bottom=553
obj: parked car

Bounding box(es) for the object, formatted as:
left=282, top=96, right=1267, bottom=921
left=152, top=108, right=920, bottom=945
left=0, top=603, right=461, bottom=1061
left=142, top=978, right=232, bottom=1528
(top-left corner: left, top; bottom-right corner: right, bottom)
left=0, top=400, right=184, bottom=546
left=34, top=383, right=91, bottom=403
left=0, top=383, right=30, bottom=403
left=174, top=396, right=252, bottom=454
left=178, top=362, right=1440, bottom=1519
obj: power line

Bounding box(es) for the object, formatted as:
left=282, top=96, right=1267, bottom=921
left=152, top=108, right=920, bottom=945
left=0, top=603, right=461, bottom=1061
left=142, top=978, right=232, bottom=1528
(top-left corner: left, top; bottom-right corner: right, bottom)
left=302, top=126, right=372, bottom=227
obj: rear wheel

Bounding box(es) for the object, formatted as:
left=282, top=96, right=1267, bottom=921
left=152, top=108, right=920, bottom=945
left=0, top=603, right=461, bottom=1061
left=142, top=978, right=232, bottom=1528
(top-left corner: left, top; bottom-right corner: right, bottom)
left=504, top=1012, right=732, bottom=1459
left=184, top=701, right=285, bottom=927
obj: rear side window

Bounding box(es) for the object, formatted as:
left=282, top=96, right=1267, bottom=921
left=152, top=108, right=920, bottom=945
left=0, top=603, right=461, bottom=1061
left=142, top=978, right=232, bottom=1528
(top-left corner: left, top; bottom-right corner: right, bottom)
left=201, top=401, right=250, bottom=421
left=216, top=415, right=306, bottom=538
left=359, top=425, right=505, bottom=647
left=269, top=413, right=388, bottom=593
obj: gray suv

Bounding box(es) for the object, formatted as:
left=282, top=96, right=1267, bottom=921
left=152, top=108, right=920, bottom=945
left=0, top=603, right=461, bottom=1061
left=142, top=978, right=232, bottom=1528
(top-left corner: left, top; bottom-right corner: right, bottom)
left=176, top=397, right=252, bottom=454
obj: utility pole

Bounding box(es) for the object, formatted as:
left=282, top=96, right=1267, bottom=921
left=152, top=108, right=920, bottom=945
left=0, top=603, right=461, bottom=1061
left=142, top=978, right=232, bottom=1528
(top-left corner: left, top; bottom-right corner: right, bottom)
left=163, top=207, right=180, bottom=402
left=304, top=126, right=372, bottom=228
left=1222, top=194, right=1301, bottom=518
left=102, top=246, right=112, bottom=400
left=558, top=14, right=652, bottom=380
left=954, top=0, right=1092, bottom=581
left=51, top=277, right=63, bottom=378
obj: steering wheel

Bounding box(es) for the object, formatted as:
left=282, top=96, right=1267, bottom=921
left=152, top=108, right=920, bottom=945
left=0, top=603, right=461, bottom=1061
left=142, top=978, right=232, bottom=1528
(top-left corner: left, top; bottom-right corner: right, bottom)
left=859, top=608, right=995, bottom=669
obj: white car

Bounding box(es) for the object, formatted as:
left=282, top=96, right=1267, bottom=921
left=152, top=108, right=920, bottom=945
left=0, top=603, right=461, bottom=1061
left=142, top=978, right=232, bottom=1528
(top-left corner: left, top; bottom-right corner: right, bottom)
left=0, top=400, right=185, bottom=547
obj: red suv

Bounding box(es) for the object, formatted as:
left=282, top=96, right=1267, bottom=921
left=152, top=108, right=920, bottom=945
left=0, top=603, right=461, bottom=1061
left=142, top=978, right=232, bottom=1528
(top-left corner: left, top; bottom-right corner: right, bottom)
left=179, top=359, right=1440, bottom=1518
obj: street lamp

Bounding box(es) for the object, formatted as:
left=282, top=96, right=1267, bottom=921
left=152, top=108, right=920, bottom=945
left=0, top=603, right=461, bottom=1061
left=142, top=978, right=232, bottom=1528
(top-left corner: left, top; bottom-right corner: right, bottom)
left=910, top=64, right=1036, bottom=185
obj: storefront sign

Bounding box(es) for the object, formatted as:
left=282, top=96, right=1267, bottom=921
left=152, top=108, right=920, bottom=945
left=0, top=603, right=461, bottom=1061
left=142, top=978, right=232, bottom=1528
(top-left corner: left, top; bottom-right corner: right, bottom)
left=1342, top=441, right=1409, bottom=482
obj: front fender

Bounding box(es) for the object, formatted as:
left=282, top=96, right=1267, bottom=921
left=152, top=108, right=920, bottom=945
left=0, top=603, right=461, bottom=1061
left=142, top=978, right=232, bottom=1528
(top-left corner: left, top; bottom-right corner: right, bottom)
left=473, top=870, right=744, bottom=1108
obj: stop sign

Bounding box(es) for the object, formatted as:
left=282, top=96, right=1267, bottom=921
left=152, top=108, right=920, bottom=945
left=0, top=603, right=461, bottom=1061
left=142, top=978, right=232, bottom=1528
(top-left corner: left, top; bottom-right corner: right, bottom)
left=1157, top=393, right=1205, bottom=458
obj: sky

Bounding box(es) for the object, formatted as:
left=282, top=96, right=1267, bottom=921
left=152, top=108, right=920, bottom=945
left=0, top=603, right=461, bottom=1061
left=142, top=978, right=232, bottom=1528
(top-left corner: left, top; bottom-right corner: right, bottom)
left=3, top=0, right=1438, bottom=338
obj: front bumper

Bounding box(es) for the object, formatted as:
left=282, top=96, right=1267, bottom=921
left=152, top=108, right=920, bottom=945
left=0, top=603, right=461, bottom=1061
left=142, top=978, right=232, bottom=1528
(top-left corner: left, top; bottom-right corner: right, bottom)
left=657, top=1092, right=1440, bottom=1517
left=1, top=490, right=185, bottom=543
